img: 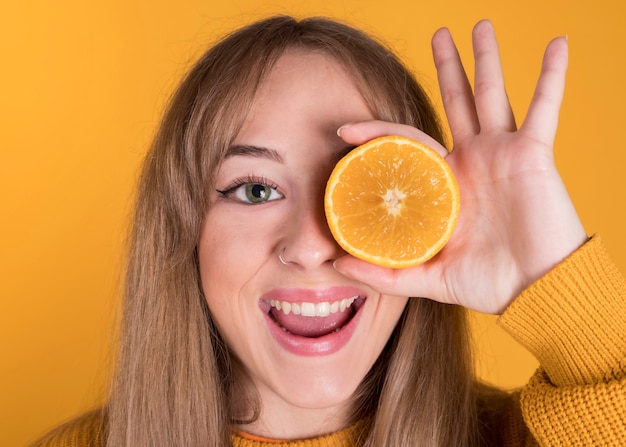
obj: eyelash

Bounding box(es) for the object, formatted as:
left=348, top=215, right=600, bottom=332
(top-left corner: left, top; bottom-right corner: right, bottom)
left=216, top=176, right=282, bottom=203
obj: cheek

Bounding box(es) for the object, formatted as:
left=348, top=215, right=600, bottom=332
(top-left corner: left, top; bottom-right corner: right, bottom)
left=373, top=296, right=410, bottom=344
left=197, top=221, right=246, bottom=341
left=198, top=203, right=286, bottom=272
left=197, top=211, right=274, bottom=309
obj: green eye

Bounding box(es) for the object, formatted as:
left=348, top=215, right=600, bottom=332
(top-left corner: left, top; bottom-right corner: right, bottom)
left=217, top=179, right=284, bottom=204
left=245, top=183, right=272, bottom=203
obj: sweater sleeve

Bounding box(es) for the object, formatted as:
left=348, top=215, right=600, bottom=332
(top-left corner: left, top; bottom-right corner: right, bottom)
left=498, top=235, right=626, bottom=445
left=30, top=410, right=104, bottom=447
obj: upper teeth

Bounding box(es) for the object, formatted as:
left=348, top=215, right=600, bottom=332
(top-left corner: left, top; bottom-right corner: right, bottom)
left=269, top=295, right=358, bottom=317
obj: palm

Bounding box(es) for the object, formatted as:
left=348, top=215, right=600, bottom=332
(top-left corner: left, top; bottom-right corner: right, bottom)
left=335, top=21, right=587, bottom=314
left=430, top=130, right=575, bottom=312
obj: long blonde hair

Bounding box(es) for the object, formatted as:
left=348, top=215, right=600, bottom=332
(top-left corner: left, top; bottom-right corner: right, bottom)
left=107, top=16, right=483, bottom=446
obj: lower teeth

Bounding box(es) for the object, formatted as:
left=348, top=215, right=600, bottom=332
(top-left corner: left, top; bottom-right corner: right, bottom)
left=276, top=320, right=345, bottom=336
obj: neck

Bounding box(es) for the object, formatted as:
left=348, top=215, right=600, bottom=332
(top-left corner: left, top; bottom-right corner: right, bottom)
left=233, top=381, right=353, bottom=440
left=235, top=402, right=351, bottom=440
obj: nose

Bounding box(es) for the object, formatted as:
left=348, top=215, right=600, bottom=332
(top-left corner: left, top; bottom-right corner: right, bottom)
left=279, top=195, right=345, bottom=269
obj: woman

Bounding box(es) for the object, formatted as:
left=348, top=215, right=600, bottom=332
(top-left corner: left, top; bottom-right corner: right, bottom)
left=34, top=15, right=625, bottom=446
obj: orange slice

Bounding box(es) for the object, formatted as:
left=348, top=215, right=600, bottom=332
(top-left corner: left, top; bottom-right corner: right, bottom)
left=325, top=135, right=460, bottom=268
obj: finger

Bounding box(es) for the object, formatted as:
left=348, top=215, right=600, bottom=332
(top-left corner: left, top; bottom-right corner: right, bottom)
left=337, top=120, right=450, bottom=158
left=431, top=26, right=480, bottom=140
left=520, top=36, right=568, bottom=146
left=333, top=255, right=446, bottom=303
left=472, top=20, right=516, bottom=132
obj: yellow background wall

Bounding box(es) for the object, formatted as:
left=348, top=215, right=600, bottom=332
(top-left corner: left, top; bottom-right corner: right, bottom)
left=2, top=0, right=625, bottom=444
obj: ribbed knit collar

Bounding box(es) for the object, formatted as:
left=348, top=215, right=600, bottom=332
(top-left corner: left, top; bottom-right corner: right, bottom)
left=231, top=421, right=364, bottom=446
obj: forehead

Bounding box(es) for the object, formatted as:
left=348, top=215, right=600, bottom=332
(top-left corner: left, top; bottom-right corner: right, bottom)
left=237, top=49, right=373, bottom=144
left=264, top=48, right=351, bottom=82
left=256, top=49, right=361, bottom=101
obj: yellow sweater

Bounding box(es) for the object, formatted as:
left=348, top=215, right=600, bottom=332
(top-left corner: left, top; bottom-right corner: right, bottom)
left=32, top=236, right=626, bottom=446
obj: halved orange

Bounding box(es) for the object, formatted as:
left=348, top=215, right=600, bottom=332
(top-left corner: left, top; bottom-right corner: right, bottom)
left=325, top=135, right=460, bottom=268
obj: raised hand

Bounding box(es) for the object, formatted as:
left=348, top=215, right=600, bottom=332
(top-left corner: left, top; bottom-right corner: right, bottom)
left=334, top=20, right=587, bottom=314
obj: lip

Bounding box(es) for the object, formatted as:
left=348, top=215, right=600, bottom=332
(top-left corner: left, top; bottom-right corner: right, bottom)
left=259, top=286, right=367, bottom=356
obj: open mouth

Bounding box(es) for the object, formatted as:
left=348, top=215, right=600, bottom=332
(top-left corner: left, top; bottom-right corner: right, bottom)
left=262, top=295, right=366, bottom=338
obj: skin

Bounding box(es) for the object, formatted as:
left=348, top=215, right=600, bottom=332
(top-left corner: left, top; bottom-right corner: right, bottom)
left=198, top=50, right=409, bottom=439
left=335, top=20, right=587, bottom=315
left=199, top=19, right=588, bottom=440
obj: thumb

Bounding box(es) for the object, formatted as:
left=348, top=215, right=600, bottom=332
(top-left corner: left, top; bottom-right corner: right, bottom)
left=333, top=255, right=433, bottom=299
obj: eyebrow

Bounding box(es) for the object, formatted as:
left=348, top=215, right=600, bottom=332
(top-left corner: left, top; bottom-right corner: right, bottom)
left=225, top=145, right=284, bottom=163
left=224, top=143, right=357, bottom=164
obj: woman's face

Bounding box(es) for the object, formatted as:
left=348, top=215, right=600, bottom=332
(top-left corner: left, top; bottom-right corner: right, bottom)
left=198, top=49, right=409, bottom=438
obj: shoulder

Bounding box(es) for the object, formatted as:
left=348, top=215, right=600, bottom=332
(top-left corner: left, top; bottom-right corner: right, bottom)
left=31, top=409, right=105, bottom=447
left=476, top=384, right=535, bottom=446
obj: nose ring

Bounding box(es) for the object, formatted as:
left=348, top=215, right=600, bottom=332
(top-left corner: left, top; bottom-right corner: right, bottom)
left=278, top=248, right=293, bottom=265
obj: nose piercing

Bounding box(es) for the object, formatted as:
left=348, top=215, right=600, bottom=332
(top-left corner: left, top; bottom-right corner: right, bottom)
left=278, top=248, right=293, bottom=265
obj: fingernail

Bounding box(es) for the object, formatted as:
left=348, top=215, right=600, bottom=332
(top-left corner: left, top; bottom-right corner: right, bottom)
left=337, top=124, right=351, bottom=137
left=332, top=260, right=346, bottom=274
